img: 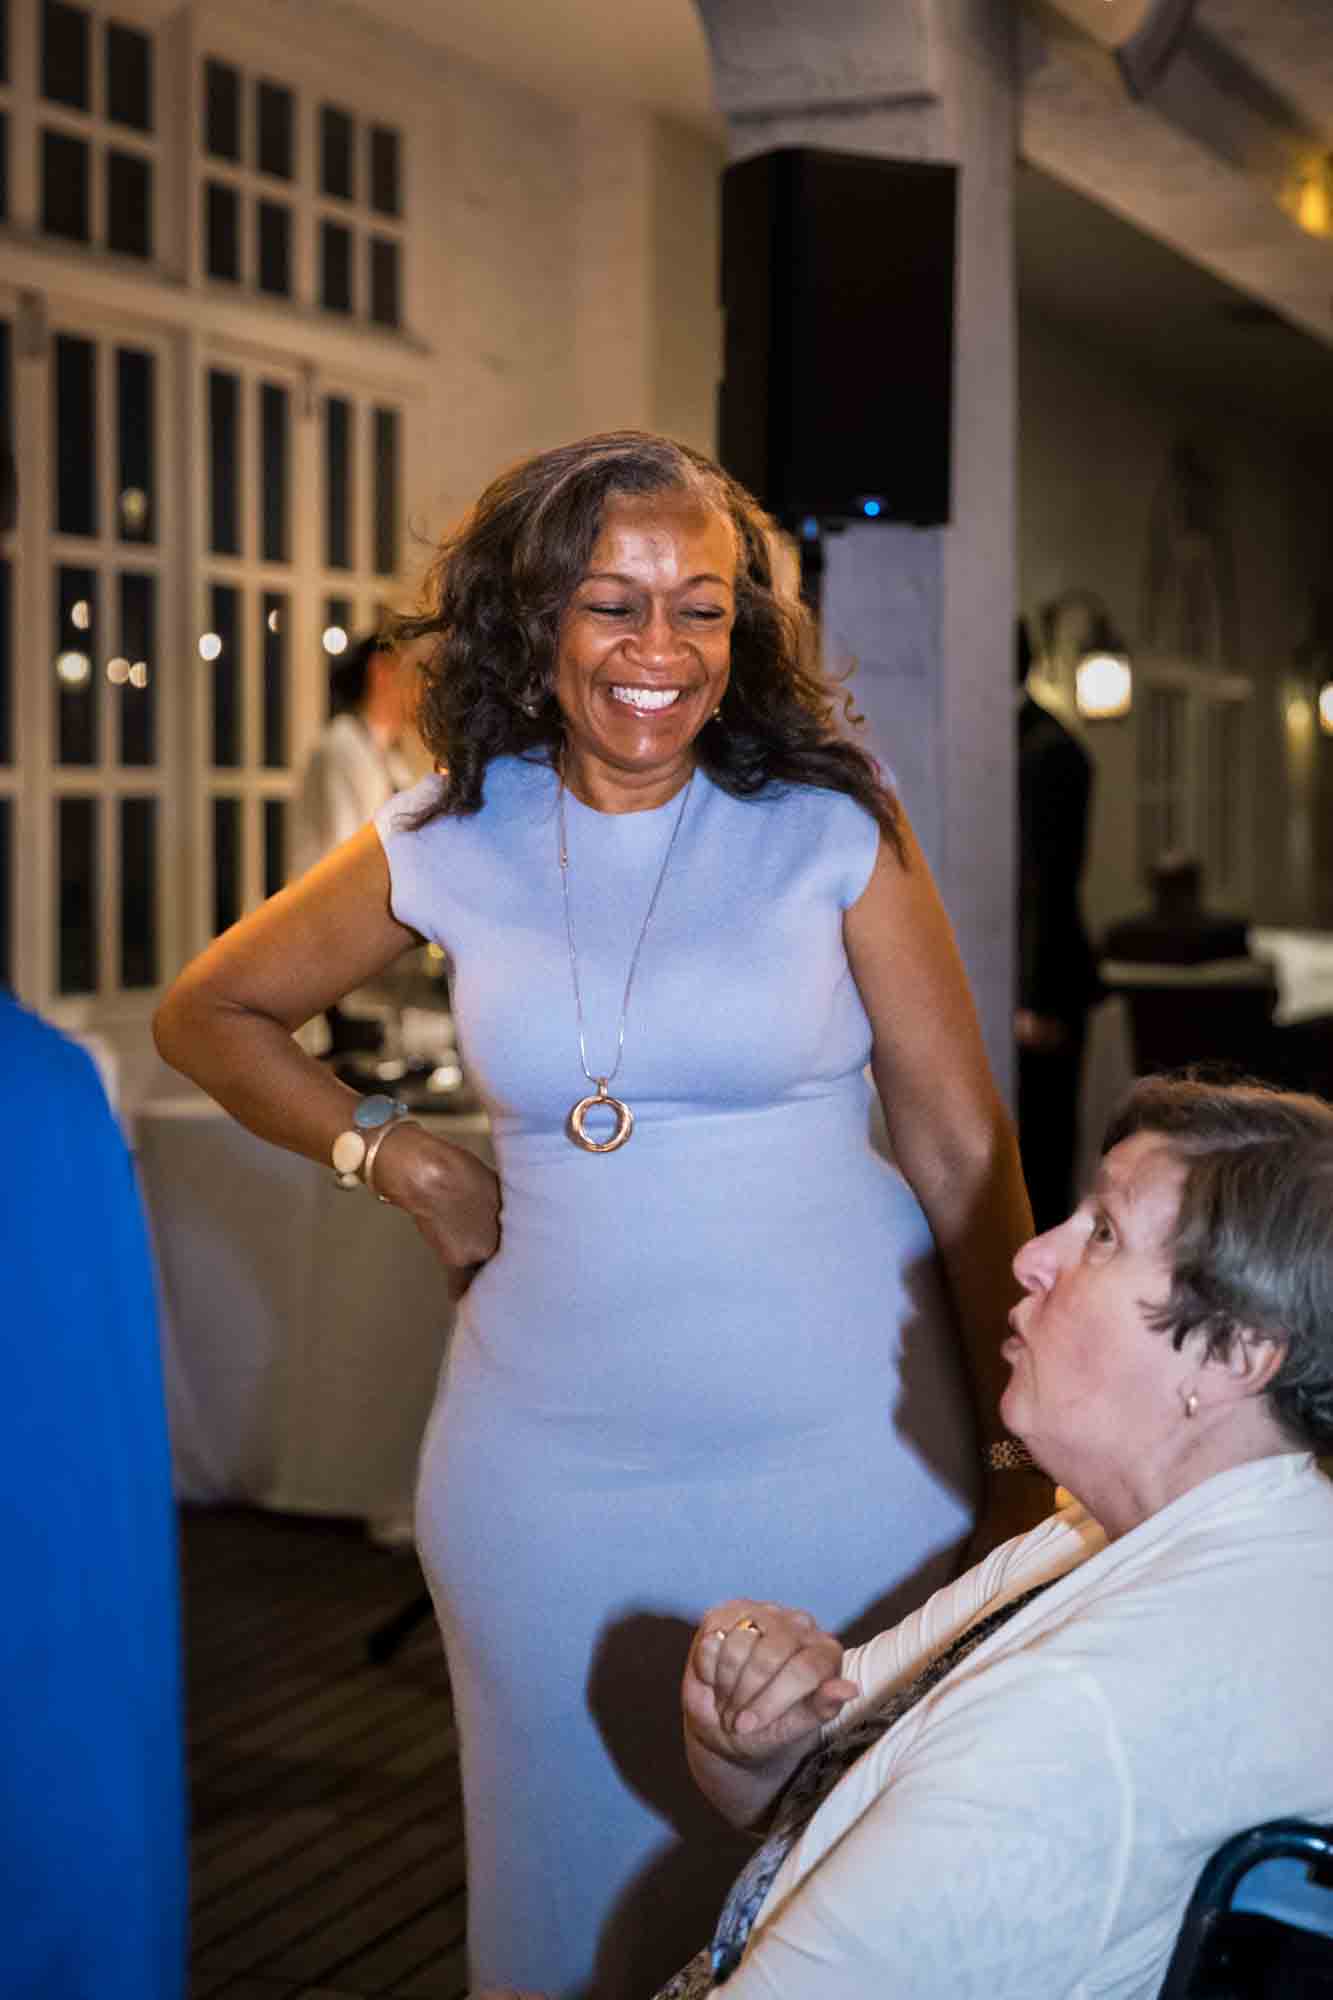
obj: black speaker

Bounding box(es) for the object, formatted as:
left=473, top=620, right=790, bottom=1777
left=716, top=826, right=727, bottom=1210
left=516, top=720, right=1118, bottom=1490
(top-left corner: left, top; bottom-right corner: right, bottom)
left=718, top=148, right=957, bottom=527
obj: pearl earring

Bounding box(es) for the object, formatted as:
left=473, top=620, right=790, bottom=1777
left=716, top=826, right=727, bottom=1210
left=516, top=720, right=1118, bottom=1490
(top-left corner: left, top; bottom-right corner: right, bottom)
left=1183, top=1389, right=1199, bottom=1420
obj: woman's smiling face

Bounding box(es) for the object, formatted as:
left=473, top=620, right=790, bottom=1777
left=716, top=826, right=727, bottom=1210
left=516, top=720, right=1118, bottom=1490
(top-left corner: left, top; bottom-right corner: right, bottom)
left=552, top=488, right=738, bottom=811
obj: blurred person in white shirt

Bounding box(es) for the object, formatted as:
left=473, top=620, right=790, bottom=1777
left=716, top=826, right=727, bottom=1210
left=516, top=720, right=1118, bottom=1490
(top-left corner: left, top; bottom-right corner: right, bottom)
left=291, top=625, right=430, bottom=883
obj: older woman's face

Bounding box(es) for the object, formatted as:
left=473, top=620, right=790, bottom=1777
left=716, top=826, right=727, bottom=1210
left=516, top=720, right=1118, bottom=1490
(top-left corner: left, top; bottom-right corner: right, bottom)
left=552, top=490, right=737, bottom=808
left=1002, top=1134, right=1189, bottom=1487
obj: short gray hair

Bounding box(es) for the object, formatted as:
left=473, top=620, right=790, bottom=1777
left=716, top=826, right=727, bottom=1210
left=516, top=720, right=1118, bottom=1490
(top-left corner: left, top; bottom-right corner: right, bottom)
left=1102, top=1074, right=1333, bottom=1453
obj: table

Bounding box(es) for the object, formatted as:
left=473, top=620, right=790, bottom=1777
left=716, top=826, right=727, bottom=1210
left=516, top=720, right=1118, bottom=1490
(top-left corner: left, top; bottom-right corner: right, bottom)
left=1250, top=929, right=1333, bottom=1027
left=134, top=1095, right=492, bottom=1519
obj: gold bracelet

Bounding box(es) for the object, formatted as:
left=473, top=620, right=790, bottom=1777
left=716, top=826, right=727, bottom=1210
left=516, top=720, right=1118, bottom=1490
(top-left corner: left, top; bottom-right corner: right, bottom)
left=362, top=1114, right=419, bottom=1203
left=987, top=1436, right=1039, bottom=1473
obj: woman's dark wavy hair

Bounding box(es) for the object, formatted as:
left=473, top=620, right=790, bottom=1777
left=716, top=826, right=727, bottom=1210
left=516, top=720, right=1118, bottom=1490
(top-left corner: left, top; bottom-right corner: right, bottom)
left=1103, top=1073, right=1333, bottom=1452
left=402, top=431, right=903, bottom=856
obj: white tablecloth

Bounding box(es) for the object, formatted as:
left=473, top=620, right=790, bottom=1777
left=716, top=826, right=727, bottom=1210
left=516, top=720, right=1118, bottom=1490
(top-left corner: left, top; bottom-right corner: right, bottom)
left=1250, top=928, right=1333, bottom=1026
left=135, top=1096, right=492, bottom=1519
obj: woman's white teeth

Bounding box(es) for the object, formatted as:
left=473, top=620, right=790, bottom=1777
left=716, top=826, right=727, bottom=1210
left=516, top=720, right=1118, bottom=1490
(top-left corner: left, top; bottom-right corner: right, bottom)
left=611, top=685, right=681, bottom=710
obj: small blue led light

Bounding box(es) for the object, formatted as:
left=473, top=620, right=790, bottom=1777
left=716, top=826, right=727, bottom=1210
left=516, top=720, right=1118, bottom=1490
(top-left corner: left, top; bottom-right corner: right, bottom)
left=861, top=497, right=883, bottom=519
left=800, top=516, right=819, bottom=542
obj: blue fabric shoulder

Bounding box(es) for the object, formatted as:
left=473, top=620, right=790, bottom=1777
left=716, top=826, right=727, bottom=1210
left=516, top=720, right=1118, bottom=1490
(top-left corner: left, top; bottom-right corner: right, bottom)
left=375, top=757, right=556, bottom=943
left=376, top=760, right=884, bottom=936
left=747, top=779, right=883, bottom=911
left=0, top=997, right=187, bottom=2000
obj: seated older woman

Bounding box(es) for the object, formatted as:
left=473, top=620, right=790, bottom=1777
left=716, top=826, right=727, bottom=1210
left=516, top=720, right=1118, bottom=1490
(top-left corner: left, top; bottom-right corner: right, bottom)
left=480, top=1075, right=1333, bottom=2000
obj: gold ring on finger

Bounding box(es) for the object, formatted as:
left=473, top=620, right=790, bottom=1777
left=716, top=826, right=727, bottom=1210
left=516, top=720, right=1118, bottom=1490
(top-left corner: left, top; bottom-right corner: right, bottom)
left=734, top=1616, right=764, bottom=1636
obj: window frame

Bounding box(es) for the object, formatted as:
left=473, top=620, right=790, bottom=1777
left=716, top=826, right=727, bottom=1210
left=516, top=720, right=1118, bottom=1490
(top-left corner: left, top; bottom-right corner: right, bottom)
left=0, top=1, right=428, bottom=1067
left=197, top=43, right=407, bottom=329
left=1135, top=660, right=1254, bottom=911
left=2, top=282, right=181, bottom=1026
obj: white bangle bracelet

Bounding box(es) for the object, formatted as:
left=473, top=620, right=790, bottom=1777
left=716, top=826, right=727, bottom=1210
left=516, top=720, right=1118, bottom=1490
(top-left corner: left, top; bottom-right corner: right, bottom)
left=362, top=1114, right=419, bottom=1202
left=331, top=1093, right=409, bottom=1193
left=331, top=1128, right=368, bottom=1190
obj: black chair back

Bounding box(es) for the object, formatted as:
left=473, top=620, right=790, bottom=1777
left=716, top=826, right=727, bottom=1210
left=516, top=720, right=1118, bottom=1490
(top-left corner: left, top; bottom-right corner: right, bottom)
left=1159, top=1819, right=1333, bottom=1999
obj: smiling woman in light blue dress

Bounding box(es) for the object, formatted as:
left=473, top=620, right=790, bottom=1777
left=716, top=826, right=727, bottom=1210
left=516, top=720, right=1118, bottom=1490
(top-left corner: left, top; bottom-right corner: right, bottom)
left=154, top=433, right=1039, bottom=2000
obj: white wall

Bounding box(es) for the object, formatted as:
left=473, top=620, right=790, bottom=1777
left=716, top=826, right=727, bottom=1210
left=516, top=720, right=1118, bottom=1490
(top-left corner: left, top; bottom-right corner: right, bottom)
left=389, top=39, right=722, bottom=585
left=650, top=114, right=723, bottom=456
left=185, top=1, right=721, bottom=590
left=413, top=64, right=584, bottom=544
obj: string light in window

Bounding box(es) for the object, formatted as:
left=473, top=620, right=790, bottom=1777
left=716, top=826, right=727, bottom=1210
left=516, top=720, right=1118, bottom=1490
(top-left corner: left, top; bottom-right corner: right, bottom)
left=119, top=488, right=148, bottom=532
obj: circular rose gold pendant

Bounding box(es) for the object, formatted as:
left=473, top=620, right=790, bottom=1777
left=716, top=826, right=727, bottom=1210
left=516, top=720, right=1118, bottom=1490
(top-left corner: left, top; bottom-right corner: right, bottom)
left=568, top=1079, right=634, bottom=1154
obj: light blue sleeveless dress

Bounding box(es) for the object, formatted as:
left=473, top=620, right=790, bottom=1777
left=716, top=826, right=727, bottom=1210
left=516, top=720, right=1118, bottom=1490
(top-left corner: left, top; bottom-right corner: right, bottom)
left=377, top=755, right=977, bottom=1999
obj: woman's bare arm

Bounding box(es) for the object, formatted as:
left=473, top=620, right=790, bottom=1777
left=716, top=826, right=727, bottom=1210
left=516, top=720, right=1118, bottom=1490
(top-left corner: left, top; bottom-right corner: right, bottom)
left=844, top=818, right=1050, bottom=1555
left=154, top=827, right=499, bottom=1279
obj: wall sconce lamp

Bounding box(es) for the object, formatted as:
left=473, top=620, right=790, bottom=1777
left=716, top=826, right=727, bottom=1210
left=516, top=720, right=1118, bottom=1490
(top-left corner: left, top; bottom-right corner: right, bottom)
left=1281, top=150, right=1333, bottom=244
left=1293, top=594, right=1333, bottom=737
left=1318, top=682, right=1333, bottom=736
left=1039, top=590, right=1134, bottom=720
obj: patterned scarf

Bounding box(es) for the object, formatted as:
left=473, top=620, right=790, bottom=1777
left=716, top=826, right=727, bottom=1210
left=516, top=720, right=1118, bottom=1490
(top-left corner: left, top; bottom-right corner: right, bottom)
left=654, top=1576, right=1057, bottom=2000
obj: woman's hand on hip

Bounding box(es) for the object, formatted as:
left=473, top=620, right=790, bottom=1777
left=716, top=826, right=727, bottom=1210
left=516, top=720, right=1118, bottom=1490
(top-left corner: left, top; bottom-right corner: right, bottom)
left=685, top=1599, right=856, bottom=1768
left=370, top=1122, right=501, bottom=1293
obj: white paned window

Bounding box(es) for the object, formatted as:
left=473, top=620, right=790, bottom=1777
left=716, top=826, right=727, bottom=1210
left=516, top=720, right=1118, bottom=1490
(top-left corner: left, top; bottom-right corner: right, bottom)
left=198, top=351, right=406, bottom=934
left=0, top=0, right=415, bottom=1067
left=1, top=293, right=178, bottom=1013
left=200, top=52, right=405, bottom=327
left=1136, top=668, right=1253, bottom=907
left=33, top=0, right=159, bottom=261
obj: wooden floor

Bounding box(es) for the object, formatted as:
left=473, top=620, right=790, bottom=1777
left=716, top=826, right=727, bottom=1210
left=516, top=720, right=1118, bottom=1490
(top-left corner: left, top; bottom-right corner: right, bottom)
left=181, top=1506, right=468, bottom=2000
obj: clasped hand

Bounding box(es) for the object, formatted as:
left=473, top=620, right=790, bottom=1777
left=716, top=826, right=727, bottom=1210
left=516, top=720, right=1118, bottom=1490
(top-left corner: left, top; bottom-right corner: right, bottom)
left=371, top=1123, right=502, bottom=1300
left=684, top=1598, right=857, bottom=1766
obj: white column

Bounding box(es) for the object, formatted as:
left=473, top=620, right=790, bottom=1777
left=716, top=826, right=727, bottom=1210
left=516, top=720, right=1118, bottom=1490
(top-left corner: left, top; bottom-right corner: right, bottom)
left=694, top=0, right=1020, bottom=1096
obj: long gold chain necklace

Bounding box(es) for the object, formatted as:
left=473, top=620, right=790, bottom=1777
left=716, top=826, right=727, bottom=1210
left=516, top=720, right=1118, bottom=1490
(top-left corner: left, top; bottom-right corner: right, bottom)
left=557, top=766, right=694, bottom=1154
